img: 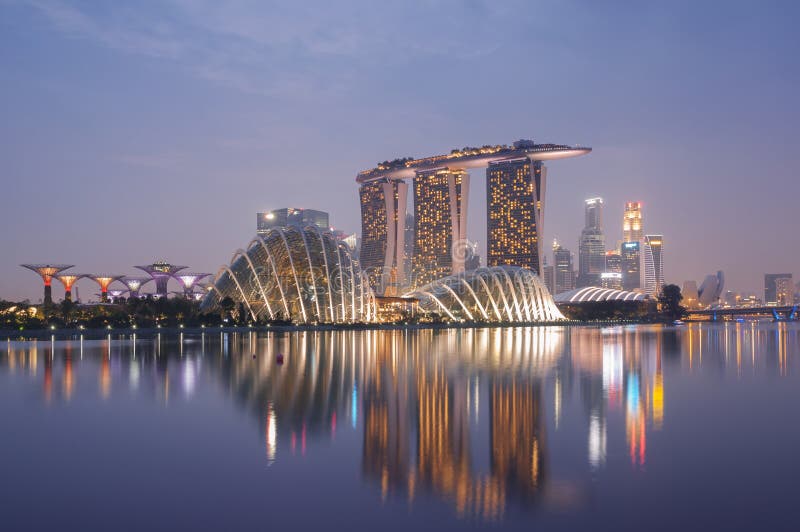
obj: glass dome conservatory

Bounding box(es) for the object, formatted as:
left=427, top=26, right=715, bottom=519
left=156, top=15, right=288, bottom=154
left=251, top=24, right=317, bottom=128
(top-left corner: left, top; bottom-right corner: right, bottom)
left=202, top=226, right=376, bottom=324
left=404, top=266, right=564, bottom=323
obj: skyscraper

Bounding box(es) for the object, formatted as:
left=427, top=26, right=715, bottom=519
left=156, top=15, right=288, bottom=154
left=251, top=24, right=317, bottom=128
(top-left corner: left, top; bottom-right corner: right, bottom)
left=620, top=241, right=641, bottom=291
left=642, top=235, right=664, bottom=296
left=359, top=179, right=408, bottom=294
left=553, top=241, right=575, bottom=294
left=764, top=273, right=793, bottom=306
left=412, top=169, right=469, bottom=288
left=257, top=208, right=329, bottom=234
left=578, top=198, right=605, bottom=288
left=486, top=159, right=546, bottom=274
left=623, top=202, right=643, bottom=243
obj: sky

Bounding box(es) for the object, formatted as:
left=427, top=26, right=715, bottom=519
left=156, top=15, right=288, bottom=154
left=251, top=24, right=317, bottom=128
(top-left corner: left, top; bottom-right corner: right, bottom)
left=1, top=0, right=799, bottom=302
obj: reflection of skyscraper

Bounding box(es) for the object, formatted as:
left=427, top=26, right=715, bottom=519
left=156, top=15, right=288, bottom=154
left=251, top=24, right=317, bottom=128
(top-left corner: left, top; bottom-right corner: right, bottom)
left=486, top=159, right=546, bottom=274
left=643, top=235, right=664, bottom=296
left=359, top=180, right=408, bottom=294
left=412, top=169, right=469, bottom=287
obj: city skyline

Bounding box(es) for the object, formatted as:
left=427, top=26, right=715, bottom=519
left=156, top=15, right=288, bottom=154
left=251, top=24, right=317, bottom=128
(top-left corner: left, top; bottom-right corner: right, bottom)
left=1, top=1, right=799, bottom=301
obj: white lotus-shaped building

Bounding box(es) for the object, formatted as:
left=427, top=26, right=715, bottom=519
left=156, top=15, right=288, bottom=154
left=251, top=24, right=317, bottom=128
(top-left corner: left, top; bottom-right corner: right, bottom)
left=201, top=227, right=376, bottom=323
left=403, top=266, right=564, bottom=322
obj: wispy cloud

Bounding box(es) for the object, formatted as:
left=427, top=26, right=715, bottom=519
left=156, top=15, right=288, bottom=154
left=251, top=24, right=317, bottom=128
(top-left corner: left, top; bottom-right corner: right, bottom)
left=17, top=0, right=524, bottom=97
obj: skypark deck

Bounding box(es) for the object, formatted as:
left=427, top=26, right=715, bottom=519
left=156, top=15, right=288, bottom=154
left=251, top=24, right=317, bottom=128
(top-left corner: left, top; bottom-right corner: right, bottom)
left=356, top=140, right=591, bottom=183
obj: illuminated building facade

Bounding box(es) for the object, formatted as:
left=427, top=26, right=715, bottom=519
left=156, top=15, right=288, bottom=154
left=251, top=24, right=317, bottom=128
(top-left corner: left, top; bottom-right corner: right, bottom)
left=257, top=208, right=329, bottom=234
left=359, top=179, right=408, bottom=295
left=623, top=201, right=643, bottom=243
left=357, top=139, right=591, bottom=295
left=642, top=235, right=664, bottom=297
left=411, top=169, right=469, bottom=288
left=486, top=159, right=545, bottom=274
left=620, top=241, right=641, bottom=291
left=765, top=273, right=793, bottom=306
left=20, top=264, right=74, bottom=306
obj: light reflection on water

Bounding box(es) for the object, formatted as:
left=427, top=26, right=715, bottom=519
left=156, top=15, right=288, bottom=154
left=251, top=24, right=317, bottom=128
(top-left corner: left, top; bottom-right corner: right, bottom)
left=2, top=322, right=800, bottom=531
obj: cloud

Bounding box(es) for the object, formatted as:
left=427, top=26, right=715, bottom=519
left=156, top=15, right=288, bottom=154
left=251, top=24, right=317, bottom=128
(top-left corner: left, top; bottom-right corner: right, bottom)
left=17, top=0, right=528, bottom=97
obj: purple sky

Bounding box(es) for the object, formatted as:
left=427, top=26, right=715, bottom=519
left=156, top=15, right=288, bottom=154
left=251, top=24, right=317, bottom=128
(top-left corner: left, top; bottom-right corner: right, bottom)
left=1, top=0, right=798, bottom=302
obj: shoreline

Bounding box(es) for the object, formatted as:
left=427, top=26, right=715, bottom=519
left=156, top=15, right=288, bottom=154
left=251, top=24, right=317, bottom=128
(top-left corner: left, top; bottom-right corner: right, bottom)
left=0, top=319, right=658, bottom=341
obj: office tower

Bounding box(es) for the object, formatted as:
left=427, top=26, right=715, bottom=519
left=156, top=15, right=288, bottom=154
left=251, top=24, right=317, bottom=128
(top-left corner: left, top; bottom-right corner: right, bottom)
left=774, top=276, right=795, bottom=306
left=404, top=213, right=414, bottom=278
left=578, top=198, right=605, bottom=288
left=412, top=169, right=469, bottom=287
left=682, top=281, right=700, bottom=309
left=359, top=180, right=408, bottom=295
left=622, top=202, right=643, bottom=243
left=620, top=241, right=641, bottom=291
left=553, top=241, right=575, bottom=294
left=605, top=250, right=621, bottom=273
left=257, top=208, right=330, bottom=234
left=764, top=273, right=793, bottom=305
left=486, top=159, right=546, bottom=274
left=642, top=235, right=664, bottom=296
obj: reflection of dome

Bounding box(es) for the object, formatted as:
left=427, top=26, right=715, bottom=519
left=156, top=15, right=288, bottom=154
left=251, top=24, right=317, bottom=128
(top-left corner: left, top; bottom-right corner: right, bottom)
left=554, top=287, right=646, bottom=303
left=202, top=227, right=376, bottom=323
left=404, top=266, right=564, bottom=322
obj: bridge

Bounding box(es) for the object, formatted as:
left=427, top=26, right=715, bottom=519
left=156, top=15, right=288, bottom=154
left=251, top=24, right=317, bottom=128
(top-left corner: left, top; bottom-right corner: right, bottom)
left=686, top=305, right=798, bottom=322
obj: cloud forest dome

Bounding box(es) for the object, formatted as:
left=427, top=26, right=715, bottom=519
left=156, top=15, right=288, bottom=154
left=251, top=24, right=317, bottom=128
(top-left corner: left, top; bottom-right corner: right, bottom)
left=404, top=266, right=564, bottom=323
left=202, top=226, right=376, bottom=324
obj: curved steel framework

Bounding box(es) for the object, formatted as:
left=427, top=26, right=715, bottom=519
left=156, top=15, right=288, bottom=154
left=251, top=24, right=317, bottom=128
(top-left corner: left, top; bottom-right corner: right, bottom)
left=404, top=266, right=564, bottom=322
left=119, top=276, right=151, bottom=298
left=55, top=273, right=85, bottom=301
left=135, top=262, right=187, bottom=297
left=554, top=286, right=646, bottom=303
left=21, top=264, right=75, bottom=305
left=88, top=275, right=123, bottom=303
left=201, top=226, right=376, bottom=324
left=174, top=273, right=212, bottom=296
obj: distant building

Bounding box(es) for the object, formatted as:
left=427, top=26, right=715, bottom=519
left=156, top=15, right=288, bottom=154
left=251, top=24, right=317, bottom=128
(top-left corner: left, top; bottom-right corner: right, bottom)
left=600, top=272, right=623, bottom=290
left=257, top=208, right=329, bottom=234
left=642, top=235, right=664, bottom=297
left=486, top=159, right=545, bottom=274
left=683, top=280, right=700, bottom=309
left=765, top=273, right=793, bottom=306
left=775, top=277, right=795, bottom=306
left=620, top=242, right=641, bottom=291
left=553, top=241, right=575, bottom=294
left=697, top=271, right=725, bottom=307
left=542, top=260, right=555, bottom=295
left=578, top=198, right=605, bottom=288
left=622, top=202, right=643, bottom=243
left=605, top=250, right=621, bottom=274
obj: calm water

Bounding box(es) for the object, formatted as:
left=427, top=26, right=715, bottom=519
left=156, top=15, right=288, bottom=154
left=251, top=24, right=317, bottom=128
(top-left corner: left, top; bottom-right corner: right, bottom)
left=2, top=323, right=800, bottom=531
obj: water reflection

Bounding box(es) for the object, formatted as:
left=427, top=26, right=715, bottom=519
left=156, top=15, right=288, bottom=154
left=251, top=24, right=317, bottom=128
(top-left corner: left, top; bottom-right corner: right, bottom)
left=2, top=323, right=800, bottom=525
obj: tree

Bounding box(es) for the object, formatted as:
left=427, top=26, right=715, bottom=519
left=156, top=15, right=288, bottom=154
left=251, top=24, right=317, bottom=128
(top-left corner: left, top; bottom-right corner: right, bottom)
left=219, top=297, right=235, bottom=321
left=658, top=284, right=686, bottom=320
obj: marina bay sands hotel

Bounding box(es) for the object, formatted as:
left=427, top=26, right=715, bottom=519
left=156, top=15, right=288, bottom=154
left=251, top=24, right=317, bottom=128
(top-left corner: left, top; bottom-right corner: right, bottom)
left=357, top=139, right=591, bottom=295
